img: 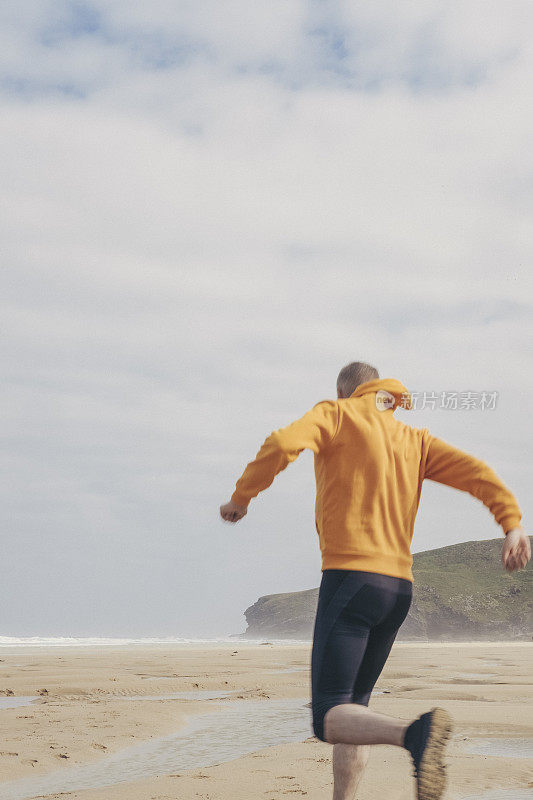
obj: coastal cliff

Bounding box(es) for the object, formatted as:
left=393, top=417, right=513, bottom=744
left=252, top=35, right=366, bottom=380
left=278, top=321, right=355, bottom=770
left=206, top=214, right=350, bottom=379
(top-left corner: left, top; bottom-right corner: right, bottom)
left=242, top=538, right=532, bottom=641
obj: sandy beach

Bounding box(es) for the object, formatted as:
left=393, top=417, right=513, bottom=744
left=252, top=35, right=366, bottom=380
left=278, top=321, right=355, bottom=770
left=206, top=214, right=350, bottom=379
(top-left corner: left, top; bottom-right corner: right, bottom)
left=0, top=641, right=531, bottom=799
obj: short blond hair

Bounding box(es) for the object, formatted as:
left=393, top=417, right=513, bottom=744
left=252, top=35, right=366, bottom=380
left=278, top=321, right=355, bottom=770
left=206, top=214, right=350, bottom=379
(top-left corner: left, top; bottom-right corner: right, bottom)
left=337, top=361, right=379, bottom=398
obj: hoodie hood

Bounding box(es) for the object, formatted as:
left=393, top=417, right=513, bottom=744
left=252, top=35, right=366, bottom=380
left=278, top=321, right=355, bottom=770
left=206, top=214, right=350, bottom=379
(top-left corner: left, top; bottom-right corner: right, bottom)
left=348, top=377, right=412, bottom=410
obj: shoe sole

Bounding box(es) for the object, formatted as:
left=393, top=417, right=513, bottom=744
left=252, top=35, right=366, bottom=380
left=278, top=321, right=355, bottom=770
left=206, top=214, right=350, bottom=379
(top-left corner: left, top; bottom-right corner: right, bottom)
left=417, top=707, right=454, bottom=800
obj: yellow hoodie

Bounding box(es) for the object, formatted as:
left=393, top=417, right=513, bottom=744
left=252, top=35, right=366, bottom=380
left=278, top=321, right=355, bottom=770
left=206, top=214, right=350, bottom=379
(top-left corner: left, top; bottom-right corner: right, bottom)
left=230, top=378, right=522, bottom=582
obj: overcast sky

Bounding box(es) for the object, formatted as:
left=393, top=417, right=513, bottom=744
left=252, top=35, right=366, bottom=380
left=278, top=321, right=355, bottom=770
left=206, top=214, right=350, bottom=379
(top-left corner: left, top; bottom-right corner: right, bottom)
left=1, top=1, right=531, bottom=638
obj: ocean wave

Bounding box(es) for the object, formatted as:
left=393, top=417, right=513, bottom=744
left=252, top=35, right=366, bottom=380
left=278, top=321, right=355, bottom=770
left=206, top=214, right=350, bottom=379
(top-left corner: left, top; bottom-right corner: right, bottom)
left=0, top=636, right=312, bottom=647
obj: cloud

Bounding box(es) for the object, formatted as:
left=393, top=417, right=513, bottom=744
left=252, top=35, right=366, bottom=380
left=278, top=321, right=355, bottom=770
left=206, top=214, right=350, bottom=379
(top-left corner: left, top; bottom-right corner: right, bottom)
left=0, top=2, right=531, bottom=637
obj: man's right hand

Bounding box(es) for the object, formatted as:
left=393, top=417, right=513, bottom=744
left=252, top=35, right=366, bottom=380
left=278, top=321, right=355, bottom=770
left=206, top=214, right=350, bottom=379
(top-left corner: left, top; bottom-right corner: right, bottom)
left=502, top=528, right=531, bottom=572
left=219, top=500, right=248, bottom=523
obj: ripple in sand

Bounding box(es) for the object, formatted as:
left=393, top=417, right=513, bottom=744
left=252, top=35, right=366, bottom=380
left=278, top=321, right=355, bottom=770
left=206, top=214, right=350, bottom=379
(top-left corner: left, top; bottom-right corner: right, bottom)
left=114, top=689, right=237, bottom=701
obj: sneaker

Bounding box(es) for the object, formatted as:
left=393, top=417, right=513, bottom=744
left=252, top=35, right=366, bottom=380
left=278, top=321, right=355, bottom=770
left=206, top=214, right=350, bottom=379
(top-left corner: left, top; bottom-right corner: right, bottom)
left=403, top=707, right=453, bottom=800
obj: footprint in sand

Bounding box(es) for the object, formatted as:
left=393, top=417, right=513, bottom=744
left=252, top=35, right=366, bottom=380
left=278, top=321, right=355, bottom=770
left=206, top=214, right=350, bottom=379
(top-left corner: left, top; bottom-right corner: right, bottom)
left=91, top=743, right=108, bottom=751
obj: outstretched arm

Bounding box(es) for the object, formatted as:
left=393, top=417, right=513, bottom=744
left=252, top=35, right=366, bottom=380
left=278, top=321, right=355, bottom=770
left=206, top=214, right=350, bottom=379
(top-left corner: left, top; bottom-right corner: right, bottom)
left=423, top=434, right=522, bottom=533
left=423, top=434, right=529, bottom=572
left=220, top=400, right=339, bottom=523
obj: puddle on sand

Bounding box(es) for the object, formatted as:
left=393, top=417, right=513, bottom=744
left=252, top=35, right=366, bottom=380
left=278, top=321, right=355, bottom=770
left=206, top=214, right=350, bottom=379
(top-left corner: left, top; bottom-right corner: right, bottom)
left=0, top=696, right=311, bottom=800
left=272, top=666, right=307, bottom=674
left=461, top=737, right=533, bottom=759
left=0, top=696, right=38, bottom=710
left=455, top=672, right=498, bottom=680
left=460, top=791, right=533, bottom=800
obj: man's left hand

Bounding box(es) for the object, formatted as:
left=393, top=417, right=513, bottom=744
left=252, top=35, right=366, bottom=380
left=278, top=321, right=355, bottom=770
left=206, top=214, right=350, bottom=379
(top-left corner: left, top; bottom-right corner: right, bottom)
left=220, top=501, right=248, bottom=523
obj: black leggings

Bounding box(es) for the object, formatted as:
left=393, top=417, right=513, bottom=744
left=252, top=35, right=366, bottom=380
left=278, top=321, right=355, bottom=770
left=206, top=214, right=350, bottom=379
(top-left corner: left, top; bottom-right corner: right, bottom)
left=311, top=568, right=413, bottom=742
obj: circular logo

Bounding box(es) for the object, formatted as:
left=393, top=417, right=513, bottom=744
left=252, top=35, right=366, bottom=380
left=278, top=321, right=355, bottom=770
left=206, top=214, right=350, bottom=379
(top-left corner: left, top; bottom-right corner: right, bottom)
left=375, top=389, right=395, bottom=411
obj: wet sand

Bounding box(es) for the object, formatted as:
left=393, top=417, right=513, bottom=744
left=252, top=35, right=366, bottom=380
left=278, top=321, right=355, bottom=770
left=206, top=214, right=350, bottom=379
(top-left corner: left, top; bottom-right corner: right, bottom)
left=0, top=641, right=531, bottom=799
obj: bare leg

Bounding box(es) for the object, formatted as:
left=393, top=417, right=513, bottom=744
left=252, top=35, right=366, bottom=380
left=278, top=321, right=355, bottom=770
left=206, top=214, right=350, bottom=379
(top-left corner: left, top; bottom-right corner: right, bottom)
left=332, top=743, right=370, bottom=800
left=324, top=702, right=410, bottom=746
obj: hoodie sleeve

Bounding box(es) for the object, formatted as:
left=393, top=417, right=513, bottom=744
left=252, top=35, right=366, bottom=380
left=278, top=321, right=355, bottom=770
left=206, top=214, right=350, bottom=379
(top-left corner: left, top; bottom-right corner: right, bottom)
left=230, top=400, right=340, bottom=508
left=423, top=434, right=522, bottom=534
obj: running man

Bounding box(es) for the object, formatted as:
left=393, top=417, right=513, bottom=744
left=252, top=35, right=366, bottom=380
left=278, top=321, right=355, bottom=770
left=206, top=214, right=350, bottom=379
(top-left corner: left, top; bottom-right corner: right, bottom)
left=219, top=361, right=530, bottom=800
